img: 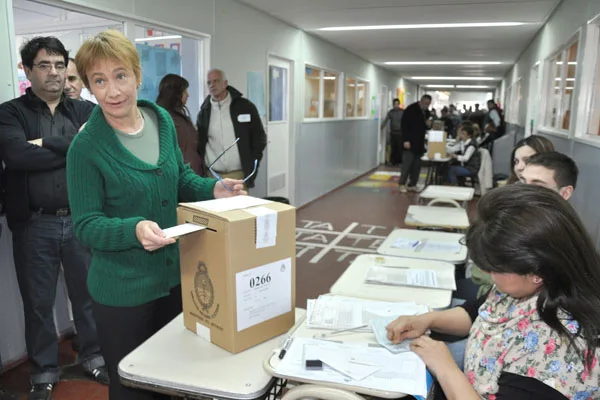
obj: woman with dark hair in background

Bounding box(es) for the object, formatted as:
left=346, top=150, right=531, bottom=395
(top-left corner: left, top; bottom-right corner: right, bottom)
left=156, top=74, right=203, bottom=176
left=387, top=184, right=600, bottom=399
left=507, top=135, right=555, bottom=184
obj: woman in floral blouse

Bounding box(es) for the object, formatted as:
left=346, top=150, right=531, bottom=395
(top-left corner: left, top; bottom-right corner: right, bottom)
left=387, top=184, right=600, bottom=400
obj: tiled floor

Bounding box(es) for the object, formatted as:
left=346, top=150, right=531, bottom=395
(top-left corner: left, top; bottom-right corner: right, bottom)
left=0, top=166, right=477, bottom=399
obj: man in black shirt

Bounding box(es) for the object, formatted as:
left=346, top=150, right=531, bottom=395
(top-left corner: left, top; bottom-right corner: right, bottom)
left=0, top=37, right=107, bottom=400
left=398, top=95, right=431, bottom=192
left=380, top=98, right=404, bottom=165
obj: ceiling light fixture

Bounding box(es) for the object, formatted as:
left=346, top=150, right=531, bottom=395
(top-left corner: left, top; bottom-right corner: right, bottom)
left=410, top=76, right=499, bottom=81
left=134, top=35, right=182, bottom=42
left=318, top=22, right=525, bottom=31
left=455, top=85, right=494, bottom=89
left=424, top=84, right=455, bottom=88
left=386, top=61, right=502, bottom=65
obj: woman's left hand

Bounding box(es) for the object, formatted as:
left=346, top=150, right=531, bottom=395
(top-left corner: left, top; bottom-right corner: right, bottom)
left=410, top=335, right=456, bottom=377
left=214, top=178, right=247, bottom=198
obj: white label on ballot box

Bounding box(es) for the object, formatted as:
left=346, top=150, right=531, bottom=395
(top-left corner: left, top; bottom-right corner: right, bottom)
left=236, top=257, right=292, bottom=331
left=243, top=206, right=278, bottom=248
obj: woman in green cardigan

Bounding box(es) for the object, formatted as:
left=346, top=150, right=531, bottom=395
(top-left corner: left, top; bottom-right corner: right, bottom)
left=67, top=30, right=246, bottom=400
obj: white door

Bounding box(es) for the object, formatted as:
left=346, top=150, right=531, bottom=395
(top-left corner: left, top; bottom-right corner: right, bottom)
left=267, top=56, right=292, bottom=198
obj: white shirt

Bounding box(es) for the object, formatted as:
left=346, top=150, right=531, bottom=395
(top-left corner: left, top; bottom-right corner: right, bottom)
left=204, top=92, right=243, bottom=172
left=448, top=138, right=476, bottom=165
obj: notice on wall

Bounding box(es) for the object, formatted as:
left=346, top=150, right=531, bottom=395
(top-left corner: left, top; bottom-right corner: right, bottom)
left=236, top=257, right=292, bottom=331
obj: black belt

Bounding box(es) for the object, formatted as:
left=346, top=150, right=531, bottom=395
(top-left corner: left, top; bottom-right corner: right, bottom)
left=32, top=207, right=71, bottom=216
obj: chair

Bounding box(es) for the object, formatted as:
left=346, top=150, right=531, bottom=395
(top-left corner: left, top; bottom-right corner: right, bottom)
left=281, top=384, right=367, bottom=400
left=426, top=198, right=462, bottom=208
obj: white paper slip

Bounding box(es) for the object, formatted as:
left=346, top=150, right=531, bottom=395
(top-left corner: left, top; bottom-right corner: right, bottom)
left=369, top=316, right=414, bottom=354
left=391, top=238, right=461, bottom=254
left=190, top=196, right=272, bottom=213
left=243, top=206, right=278, bottom=248
left=162, top=223, right=206, bottom=239
left=306, top=296, right=428, bottom=331
left=364, top=265, right=456, bottom=290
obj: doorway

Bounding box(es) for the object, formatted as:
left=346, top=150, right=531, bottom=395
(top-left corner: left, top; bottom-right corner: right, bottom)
left=267, top=56, right=293, bottom=199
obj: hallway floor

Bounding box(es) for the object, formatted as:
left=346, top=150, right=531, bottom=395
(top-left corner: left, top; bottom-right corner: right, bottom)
left=0, top=166, right=477, bottom=399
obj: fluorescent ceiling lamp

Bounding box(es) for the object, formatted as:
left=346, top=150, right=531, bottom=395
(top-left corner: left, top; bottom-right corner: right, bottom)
left=386, top=61, right=502, bottom=65
left=556, top=62, right=577, bottom=65
left=410, top=76, right=498, bottom=81
left=555, top=78, right=575, bottom=81
left=555, top=87, right=575, bottom=90
left=318, top=22, right=525, bottom=31
left=323, top=76, right=337, bottom=80
left=424, top=84, right=455, bottom=88
left=456, top=85, right=494, bottom=89
left=134, top=35, right=182, bottom=42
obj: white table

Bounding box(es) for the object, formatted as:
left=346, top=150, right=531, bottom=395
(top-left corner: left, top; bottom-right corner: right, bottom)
left=119, top=309, right=305, bottom=399
left=330, top=254, right=455, bottom=309
left=377, top=228, right=467, bottom=264
left=405, top=205, right=470, bottom=231
left=264, top=303, right=415, bottom=399
left=419, top=185, right=475, bottom=205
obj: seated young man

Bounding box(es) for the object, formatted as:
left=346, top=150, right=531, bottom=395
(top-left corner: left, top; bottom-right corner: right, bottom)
left=519, top=151, right=578, bottom=200
left=447, top=125, right=481, bottom=185
left=471, top=151, right=579, bottom=298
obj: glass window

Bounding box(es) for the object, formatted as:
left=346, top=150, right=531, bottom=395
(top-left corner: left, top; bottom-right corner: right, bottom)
left=543, top=39, right=578, bottom=131
left=346, top=77, right=356, bottom=117
left=589, top=29, right=600, bottom=136
left=304, top=66, right=321, bottom=118
left=269, top=65, right=287, bottom=122
left=357, top=80, right=369, bottom=117
left=323, top=71, right=338, bottom=118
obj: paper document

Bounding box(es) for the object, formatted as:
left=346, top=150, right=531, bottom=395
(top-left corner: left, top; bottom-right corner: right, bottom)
left=275, top=337, right=427, bottom=396
left=306, top=296, right=428, bottom=331
left=364, top=265, right=456, bottom=290
left=370, top=316, right=414, bottom=354
left=243, top=206, right=278, bottom=248
left=428, top=130, right=444, bottom=142
left=236, top=257, right=292, bottom=331
left=304, top=343, right=380, bottom=381
left=162, top=223, right=206, bottom=239
left=391, top=237, right=461, bottom=254
left=190, top=196, right=272, bottom=213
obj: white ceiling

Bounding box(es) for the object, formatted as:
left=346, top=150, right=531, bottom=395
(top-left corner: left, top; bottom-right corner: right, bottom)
left=239, top=0, right=561, bottom=87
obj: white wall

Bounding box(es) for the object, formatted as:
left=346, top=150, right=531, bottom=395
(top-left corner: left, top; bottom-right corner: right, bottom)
left=448, top=91, right=494, bottom=105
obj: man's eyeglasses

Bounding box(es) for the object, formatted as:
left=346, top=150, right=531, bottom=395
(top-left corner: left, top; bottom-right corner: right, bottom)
left=208, top=137, right=258, bottom=191
left=33, top=62, right=67, bottom=73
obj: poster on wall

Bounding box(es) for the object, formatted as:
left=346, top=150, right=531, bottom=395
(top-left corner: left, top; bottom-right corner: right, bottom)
left=397, top=88, right=405, bottom=108
left=135, top=43, right=182, bottom=102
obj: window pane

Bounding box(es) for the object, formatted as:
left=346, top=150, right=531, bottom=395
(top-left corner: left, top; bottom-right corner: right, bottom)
left=357, top=80, right=369, bottom=117
left=323, top=71, right=338, bottom=118
left=304, top=66, right=320, bottom=118
left=269, top=65, right=287, bottom=122
left=346, top=78, right=356, bottom=117
left=546, top=53, right=562, bottom=128
left=561, top=41, right=578, bottom=130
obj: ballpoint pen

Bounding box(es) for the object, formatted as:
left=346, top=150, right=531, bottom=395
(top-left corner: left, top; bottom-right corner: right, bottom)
left=278, top=336, right=294, bottom=359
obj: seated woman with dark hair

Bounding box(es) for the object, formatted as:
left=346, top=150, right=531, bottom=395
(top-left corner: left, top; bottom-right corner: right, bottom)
left=387, top=184, right=600, bottom=399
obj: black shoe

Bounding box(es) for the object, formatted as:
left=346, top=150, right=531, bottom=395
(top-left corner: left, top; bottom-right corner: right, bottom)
left=86, top=366, right=110, bottom=385
left=0, top=386, right=19, bottom=400
left=28, top=383, right=54, bottom=400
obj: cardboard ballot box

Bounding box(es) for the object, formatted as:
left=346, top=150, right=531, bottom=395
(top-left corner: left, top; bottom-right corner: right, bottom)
left=427, top=129, right=447, bottom=159
left=177, top=196, right=296, bottom=353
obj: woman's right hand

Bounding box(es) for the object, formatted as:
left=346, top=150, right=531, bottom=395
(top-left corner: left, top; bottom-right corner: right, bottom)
left=386, top=315, right=430, bottom=344
left=135, top=220, right=176, bottom=251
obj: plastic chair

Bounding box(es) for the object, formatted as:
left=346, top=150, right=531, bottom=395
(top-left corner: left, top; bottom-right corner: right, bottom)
left=426, top=198, right=462, bottom=208
left=281, top=384, right=367, bottom=400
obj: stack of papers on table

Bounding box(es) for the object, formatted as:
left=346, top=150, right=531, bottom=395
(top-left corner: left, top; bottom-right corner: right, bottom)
left=391, top=237, right=461, bottom=254
left=364, top=265, right=456, bottom=290
left=275, top=337, right=427, bottom=397
left=305, top=296, right=429, bottom=331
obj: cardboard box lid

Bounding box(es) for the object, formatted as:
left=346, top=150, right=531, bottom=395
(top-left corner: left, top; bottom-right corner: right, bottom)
left=179, top=197, right=294, bottom=223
